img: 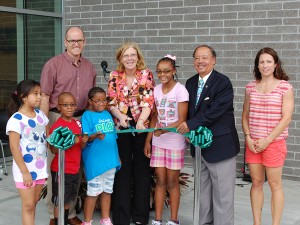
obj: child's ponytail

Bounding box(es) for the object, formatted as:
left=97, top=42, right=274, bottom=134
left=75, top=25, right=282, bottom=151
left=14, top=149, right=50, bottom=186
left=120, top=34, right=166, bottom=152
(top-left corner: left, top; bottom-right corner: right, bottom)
left=7, top=91, right=22, bottom=118
left=6, top=79, right=40, bottom=118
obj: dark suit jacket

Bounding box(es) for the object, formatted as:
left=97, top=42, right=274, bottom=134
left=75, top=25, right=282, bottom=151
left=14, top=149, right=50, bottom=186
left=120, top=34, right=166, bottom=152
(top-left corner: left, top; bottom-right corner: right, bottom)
left=186, top=69, right=240, bottom=163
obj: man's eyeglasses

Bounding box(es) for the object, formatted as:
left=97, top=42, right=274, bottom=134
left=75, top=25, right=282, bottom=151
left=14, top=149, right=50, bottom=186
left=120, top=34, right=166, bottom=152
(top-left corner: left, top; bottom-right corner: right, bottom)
left=91, top=99, right=107, bottom=105
left=123, top=53, right=137, bottom=59
left=194, top=56, right=208, bottom=61
left=59, top=104, right=77, bottom=107
left=66, top=39, right=85, bottom=45
left=156, top=70, right=172, bottom=75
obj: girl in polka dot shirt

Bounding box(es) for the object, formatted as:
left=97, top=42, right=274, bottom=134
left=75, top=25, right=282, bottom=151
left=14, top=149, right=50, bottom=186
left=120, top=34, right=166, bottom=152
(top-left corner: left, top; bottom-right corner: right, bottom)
left=6, top=79, right=49, bottom=225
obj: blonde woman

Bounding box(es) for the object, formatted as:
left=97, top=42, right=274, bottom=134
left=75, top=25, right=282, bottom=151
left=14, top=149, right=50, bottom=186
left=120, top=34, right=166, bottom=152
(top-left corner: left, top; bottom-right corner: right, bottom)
left=107, top=42, right=155, bottom=225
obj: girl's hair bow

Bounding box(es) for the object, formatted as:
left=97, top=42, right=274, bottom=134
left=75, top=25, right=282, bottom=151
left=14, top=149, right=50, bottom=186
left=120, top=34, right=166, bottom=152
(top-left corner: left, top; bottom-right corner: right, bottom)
left=164, top=54, right=176, bottom=61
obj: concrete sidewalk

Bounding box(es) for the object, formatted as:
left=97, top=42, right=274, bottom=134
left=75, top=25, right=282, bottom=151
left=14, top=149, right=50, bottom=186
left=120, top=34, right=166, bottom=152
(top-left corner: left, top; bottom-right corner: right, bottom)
left=0, top=159, right=299, bottom=225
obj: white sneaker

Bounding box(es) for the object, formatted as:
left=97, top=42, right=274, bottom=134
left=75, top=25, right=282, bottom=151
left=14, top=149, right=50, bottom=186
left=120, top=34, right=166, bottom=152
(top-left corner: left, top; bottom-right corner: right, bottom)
left=166, top=221, right=180, bottom=225
left=152, top=220, right=162, bottom=225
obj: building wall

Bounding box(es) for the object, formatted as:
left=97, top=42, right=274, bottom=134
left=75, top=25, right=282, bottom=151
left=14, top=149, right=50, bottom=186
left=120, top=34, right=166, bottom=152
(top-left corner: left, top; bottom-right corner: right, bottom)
left=65, top=0, right=300, bottom=180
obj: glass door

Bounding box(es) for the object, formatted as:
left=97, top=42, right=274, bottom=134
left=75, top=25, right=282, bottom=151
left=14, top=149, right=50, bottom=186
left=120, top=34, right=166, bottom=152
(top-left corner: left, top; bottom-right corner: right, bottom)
left=0, top=1, right=63, bottom=152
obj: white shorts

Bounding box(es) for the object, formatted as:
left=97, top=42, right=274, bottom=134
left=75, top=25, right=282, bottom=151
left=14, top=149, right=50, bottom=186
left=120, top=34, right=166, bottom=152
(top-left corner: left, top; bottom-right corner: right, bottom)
left=87, top=168, right=116, bottom=196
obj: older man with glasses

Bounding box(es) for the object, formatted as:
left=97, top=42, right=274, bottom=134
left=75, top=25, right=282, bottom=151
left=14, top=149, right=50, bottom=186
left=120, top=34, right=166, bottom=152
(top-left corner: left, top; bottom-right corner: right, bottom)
left=40, top=26, right=96, bottom=225
left=177, top=45, right=240, bottom=225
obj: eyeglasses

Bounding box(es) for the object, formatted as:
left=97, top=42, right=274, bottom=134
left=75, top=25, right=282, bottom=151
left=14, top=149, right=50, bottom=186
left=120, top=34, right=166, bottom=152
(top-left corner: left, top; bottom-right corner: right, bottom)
left=156, top=70, right=172, bottom=75
left=91, top=99, right=107, bottom=105
left=194, top=56, right=208, bottom=61
left=123, top=53, right=137, bottom=59
left=59, top=104, right=77, bottom=107
left=66, top=39, right=85, bottom=45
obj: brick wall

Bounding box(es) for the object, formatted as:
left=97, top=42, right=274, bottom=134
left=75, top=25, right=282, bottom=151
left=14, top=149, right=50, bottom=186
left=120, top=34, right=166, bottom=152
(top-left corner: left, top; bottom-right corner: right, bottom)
left=65, top=0, right=300, bottom=181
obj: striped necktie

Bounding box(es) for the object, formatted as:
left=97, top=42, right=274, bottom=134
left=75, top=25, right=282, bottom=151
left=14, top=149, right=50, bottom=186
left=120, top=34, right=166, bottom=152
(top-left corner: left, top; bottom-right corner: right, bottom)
left=195, top=78, right=204, bottom=106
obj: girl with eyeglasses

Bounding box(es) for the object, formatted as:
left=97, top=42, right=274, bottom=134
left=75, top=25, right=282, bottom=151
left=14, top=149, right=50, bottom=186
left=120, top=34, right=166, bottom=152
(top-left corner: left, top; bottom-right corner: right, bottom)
left=144, top=55, right=189, bottom=225
left=81, top=87, right=121, bottom=225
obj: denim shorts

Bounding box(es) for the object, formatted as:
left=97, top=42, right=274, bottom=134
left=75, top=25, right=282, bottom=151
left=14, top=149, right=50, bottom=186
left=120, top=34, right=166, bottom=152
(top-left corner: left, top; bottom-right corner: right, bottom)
left=87, top=168, right=116, bottom=197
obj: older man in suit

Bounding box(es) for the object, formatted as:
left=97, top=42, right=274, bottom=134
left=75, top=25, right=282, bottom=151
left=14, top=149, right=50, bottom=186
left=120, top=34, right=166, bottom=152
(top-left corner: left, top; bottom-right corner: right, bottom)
left=177, top=45, right=240, bottom=225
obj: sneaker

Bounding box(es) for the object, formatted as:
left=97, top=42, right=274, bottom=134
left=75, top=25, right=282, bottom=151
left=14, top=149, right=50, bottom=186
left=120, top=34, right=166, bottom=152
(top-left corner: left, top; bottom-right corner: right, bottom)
left=166, top=221, right=180, bottom=225
left=81, top=221, right=93, bottom=225
left=152, top=220, right=162, bottom=225
left=100, top=218, right=113, bottom=225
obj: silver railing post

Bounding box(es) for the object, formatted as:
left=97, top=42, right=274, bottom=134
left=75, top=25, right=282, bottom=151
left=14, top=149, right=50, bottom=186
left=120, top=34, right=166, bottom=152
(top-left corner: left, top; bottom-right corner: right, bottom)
left=58, top=149, right=65, bottom=225
left=193, top=146, right=201, bottom=225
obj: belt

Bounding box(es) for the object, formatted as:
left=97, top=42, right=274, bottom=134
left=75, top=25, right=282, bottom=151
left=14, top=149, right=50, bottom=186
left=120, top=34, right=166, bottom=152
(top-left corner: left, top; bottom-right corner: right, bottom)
left=49, top=108, right=85, bottom=117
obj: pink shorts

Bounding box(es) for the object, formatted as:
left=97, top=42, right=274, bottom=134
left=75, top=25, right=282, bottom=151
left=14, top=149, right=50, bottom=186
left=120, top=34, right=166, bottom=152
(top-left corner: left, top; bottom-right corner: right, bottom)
left=15, top=179, right=46, bottom=189
left=150, top=145, right=185, bottom=170
left=245, top=139, right=287, bottom=167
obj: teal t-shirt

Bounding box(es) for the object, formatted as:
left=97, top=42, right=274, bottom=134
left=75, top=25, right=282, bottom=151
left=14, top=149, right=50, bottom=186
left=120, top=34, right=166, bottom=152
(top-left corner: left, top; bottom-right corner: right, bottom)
left=81, top=110, right=120, bottom=181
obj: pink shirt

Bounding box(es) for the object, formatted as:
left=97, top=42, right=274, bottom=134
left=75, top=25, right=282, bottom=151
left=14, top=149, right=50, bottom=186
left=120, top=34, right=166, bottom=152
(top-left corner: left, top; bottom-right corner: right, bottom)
left=40, top=51, right=96, bottom=110
left=246, top=80, right=293, bottom=141
left=152, top=82, right=189, bottom=150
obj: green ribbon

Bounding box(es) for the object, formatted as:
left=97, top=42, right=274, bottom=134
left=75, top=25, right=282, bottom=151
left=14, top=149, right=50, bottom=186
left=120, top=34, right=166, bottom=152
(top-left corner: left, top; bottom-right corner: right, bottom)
left=116, top=126, right=213, bottom=148
left=47, top=126, right=76, bottom=151
left=47, top=126, right=213, bottom=150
